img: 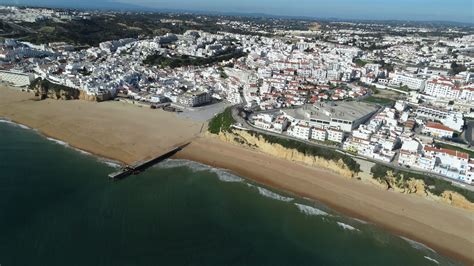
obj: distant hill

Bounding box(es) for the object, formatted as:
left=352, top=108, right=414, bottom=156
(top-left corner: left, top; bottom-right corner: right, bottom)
left=0, top=0, right=144, bottom=10
left=1, top=0, right=472, bottom=26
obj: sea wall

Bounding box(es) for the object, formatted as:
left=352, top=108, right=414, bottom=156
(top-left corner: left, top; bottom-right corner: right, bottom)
left=216, top=130, right=356, bottom=178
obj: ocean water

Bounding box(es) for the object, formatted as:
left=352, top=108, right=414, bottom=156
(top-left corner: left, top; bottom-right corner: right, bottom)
left=0, top=121, right=461, bottom=266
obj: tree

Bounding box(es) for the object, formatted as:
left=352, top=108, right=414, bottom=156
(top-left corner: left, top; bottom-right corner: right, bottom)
left=449, top=62, right=467, bottom=75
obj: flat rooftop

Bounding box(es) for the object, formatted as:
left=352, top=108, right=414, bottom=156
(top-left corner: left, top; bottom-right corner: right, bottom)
left=284, top=101, right=379, bottom=122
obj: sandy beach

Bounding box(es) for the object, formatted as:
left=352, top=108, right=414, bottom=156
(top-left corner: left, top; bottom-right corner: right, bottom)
left=1, top=85, right=473, bottom=264
left=0, top=86, right=203, bottom=164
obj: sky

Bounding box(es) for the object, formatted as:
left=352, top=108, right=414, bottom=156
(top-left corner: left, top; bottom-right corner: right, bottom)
left=2, top=0, right=473, bottom=23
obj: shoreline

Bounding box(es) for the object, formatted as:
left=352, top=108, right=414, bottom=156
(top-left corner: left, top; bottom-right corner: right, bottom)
left=0, top=117, right=125, bottom=168
left=1, top=87, right=473, bottom=264
left=2, top=117, right=467, bottom=263
left=176, top=136, right=474, bottom=265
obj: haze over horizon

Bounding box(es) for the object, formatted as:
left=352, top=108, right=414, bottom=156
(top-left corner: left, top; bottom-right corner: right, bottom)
left=1, top=0, right=473, bottom=23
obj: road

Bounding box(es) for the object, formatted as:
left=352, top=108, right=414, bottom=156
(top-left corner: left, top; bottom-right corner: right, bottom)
left=231, top=106, right=474, bottom=191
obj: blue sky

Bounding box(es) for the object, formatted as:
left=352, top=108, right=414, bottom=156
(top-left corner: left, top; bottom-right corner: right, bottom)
left=3, top=0, right=473, bottom=23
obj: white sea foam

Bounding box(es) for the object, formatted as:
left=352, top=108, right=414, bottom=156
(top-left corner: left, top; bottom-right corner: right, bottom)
left=0, top=119, right=30, bottom=129
left=424, top=256, right=439, bottom=264
left=256, top=187, right=293, bottom=202
left=46, top=137, right=69, bottom=147
left=0, top=119, right=14, bottom=125
left=71, top=147, right=91, bottom=156
left=159, top=159, right=243, bottom=183
left=352, top=218, right=369, bottom=224
left=17, top=123, right=30, bottom=129
left=1, top=119, right=122, bottom=167
left=400, top=237, right=436, bottom=253
left=337, top=222, right=359, bottom=231
left=210, top=168, right=243, bottom=183
left=294, top=203, right=328, bottom=216
left=101, top=160, right=122, bottom=169
left=159, top=159, right=208, bottom=171
left=162, top=160, right=295, bottom=200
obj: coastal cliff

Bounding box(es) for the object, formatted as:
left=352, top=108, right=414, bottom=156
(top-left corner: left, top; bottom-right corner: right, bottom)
left=215, top=130, right=357, bottom=178
left=29, top=78, right=112, bottom=102
left=30, top=78, right=80, bottom=100
left=375, top=170, right=474, bottom=211
left=209, top=128, right=474, bottom=211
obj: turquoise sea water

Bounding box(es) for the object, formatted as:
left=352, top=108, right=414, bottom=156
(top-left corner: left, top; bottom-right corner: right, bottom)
left=0, top=121, right=460, bottom=266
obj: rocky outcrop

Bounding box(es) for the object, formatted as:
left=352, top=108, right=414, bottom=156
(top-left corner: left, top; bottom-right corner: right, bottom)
left=215, top=130, right=474, bottom=211
left=377, top=171, right=474, bottom=211
left=78, top=90, right=113, bottom=102
left=439, top=191, right=474, bottom=211
left=216, top=130, right=356, bottom=178
left=30, top=78, right=113, bottom=102
left=30, top=78, right=80, bottom=100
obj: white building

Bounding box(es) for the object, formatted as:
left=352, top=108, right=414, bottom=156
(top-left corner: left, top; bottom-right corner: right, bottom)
left=178, top=91, right=211, bottom=107
left=289, top=123, right=311, bottom=140
left=424, top=78, right=460, bottom=99
left=422, top=122, right=454, bottom=139
left=311, top=127, right=327, bottom=141
left=327, top=128, right=344, bottom=143
left=420, top=146, right=471, bottom=184
left=442, top=112, right=464, bottom=132
left=0, top=70, right=34, bottom=86
left=392, top=73, right=426, bottom=91
left=394, top=100, right=407, bottom=112
left=283, top=102, right=379, bottom=133
left=398, top=139, right=422, bottom=166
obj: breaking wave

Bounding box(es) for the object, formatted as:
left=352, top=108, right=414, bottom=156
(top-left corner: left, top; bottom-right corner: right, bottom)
left=337, top=222, right=359, bottom=231
left=100, top=160, right=122, bottom=169
left=424, top=256, right=439, bottom=264
left=256, top=187, right=293, bottom=202
left=352, top=218, right=369, bottom=224
left=294, top=203, right=328, bottom=216
left=400, top=237, right=436, bottom=253
left=46, top=137, right=69, bottom=147
left=159, top=159, right=243, bottom=183
left=0, top=119, right=32, bottom=130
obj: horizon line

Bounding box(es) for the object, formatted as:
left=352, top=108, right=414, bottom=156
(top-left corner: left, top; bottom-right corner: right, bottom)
left=2, top=2, right=474, bottom=26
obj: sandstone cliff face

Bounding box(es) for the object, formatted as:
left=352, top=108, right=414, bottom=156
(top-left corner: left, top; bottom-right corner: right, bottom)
left=31, top=78, right=112, bottom=102
left=439, top=191, right=474, bottom=211
left=215, top=130, right=474, bottom=211
left=378, top=171, right=474, bottom=211
left=31, top=78, right=80, bottom=100
left=217, top=130, right=356, bottom=178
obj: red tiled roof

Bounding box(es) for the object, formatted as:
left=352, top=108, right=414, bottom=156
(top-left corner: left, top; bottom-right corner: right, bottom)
left=425, top=122, right=453, bottom=132
left=424, top=146, right=469, bottom=160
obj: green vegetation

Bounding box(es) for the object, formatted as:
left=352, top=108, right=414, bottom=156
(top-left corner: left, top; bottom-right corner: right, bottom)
left=434, top=143, right=474, bottom=158
left=218, top=67, right=228, bottom=79
left=39, top=26, right=55, bottom=33
left=449, top=62, right=467, bottom=75
left=398, top=85, right=410, bottom=92
left=371, top=86, right=380, bottom=94
left=354, top=59, right=369, bottom=67
left=362, top=96, right=395, bottom=105
left=371, top=164, right=474, bottom=202
left=247, top=131, right=360, bottom=173
left=208, top=109, right=360, bottom=173
left=144, top=50, right=246, bottom=68
left=208, top=107, right=235, bottom=134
